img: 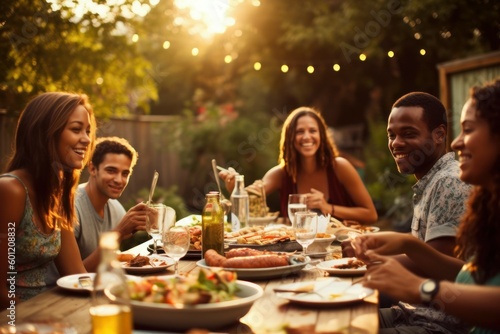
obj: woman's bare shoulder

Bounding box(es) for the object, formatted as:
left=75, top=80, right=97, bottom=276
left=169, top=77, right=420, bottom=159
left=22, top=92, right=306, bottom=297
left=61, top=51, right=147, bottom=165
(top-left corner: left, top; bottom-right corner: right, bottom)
left=333, top=157, right=359, bottom=178
left=0, top=174, right=26, bottom=197
left=0, top=174, right=28, bottom=221
left=264, top=165, right=285, bottom=178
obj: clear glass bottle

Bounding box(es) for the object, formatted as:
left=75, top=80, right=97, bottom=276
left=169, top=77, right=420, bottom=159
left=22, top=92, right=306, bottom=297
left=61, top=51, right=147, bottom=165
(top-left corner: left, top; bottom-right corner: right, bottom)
left=202, top=191, right=225, bottom=257
left=90, top=231, right=132, bottom=334
left=230, top=175, right=249, bottom=231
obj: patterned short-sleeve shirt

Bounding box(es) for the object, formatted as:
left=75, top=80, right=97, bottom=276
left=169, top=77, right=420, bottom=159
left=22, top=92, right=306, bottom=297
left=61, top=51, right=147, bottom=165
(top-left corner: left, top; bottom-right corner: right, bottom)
left=411, top=152, right=472, bottom=242
left=390, top=153, right=473, bottom=333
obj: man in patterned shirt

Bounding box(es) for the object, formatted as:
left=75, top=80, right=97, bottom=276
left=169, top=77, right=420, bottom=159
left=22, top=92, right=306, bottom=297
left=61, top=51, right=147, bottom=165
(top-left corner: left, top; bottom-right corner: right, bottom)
left=379, top=92, right=472, bottom=333
left=387, top=92, right=472, bottom=270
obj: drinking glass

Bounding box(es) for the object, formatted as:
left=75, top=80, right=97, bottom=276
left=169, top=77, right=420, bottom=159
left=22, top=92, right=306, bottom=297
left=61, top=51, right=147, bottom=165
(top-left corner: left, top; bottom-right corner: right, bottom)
left=163, top=226, right=190, bottom=276
left=146, top=203, right=167, bottom=254
left=287, top=194, right=307, bottom=228
left=294, top=211, right=318, bottom=255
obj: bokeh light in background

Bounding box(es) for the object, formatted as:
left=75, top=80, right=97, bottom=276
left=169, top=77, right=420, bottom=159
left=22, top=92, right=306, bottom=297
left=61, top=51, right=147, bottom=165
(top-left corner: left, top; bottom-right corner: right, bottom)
left=174, top=0, right=236, bottom=38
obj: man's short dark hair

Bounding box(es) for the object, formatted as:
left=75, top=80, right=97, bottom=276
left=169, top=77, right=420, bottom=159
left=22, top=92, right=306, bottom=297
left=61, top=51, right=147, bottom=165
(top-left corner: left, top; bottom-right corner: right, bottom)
left=91, top=137, right=138, bottom=170
left=392, top=92, right=447, bottom=131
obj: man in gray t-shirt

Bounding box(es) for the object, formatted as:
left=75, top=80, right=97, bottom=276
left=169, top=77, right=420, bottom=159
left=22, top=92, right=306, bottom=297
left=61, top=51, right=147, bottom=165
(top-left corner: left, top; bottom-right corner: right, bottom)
left=73, top=184, right=126, bottom=260
left=74, top=136, right=149, bottom=272
left=47, top=137, right=149, bottom=284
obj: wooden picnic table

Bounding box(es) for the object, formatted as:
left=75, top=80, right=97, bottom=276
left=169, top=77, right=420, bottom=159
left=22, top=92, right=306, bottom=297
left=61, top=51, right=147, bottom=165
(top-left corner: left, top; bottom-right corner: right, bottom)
left=0, top=240, right=379, bottom=333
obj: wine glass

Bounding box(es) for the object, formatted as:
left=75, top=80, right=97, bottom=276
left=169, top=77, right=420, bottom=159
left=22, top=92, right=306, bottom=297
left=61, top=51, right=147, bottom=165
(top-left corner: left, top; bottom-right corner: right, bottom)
left=163, top=226, right=190, bottom=276
left=287, top=194, right=307, bottom=228
left=294, top=211, right=318, bottom=255
left=146, top=203, right=167, bottom=254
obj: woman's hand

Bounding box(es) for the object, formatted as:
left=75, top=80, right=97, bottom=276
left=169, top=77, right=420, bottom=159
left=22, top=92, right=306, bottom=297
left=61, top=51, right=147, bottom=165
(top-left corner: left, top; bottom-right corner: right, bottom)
left=306, top=188, right=330, bottom=214
left=362, top=251, right=424, bottom=304
left=352, top=232, right=411, bottom=262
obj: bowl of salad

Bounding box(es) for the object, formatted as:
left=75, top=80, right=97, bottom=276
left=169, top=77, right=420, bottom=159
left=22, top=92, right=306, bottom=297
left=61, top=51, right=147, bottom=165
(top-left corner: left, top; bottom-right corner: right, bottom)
left=119, top=269, right=263, bottom=331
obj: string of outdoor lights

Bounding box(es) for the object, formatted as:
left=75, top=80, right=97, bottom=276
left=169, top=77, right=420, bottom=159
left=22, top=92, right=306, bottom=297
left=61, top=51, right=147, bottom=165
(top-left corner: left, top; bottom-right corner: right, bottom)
left=184, top=47, right=428, bottom=74
left=132, top=34, right=427, bottom=74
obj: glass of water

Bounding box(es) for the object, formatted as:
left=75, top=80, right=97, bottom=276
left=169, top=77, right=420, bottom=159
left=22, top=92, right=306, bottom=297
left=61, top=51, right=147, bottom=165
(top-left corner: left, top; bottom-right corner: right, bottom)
left=146, top=203, right=166, bottom=254
left=163, top=225, right=190, bottom=276
left=294, top=211, right=318, bottom=255
left=287, top=194, right=307, bottom=228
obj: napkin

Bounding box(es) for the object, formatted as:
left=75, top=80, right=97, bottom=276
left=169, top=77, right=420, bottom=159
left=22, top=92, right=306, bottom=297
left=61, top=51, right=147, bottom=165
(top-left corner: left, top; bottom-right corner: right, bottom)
left=317, top=214, right=330, bottom=233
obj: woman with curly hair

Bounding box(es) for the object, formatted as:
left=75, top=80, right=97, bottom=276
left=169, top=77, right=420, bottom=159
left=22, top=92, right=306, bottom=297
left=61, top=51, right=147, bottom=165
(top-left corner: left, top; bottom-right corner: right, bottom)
left=220, top=106, right=377, bottom=224
left=0, top=92, right=96, bottom=309
left=353, top=79, right=500, bottom=333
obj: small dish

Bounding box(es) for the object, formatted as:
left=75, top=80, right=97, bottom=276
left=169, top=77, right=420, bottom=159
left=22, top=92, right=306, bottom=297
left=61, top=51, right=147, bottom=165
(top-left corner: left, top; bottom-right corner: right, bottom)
left=122, top=255, right=175, bottom=274
left=316, top=257, right=367, bottom=276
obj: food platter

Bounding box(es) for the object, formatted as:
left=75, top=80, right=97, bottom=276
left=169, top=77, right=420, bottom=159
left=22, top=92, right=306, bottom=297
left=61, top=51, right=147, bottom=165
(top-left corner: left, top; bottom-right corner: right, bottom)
left=196, top=258, right=310, bottom=280
left=274, top=279, right=374, bottom=307
left=127, top=279, right=263, bottom=331
left=121, top=255, right=175, bottom=274
left=316, top=258, right=367, bottom=276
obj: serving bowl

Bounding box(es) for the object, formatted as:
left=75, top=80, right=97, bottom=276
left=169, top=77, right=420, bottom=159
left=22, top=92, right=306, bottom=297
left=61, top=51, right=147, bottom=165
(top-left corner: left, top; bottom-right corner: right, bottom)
left=307, top=235, right=336, bottom=253
left=116, top=279, right=263, bottom=331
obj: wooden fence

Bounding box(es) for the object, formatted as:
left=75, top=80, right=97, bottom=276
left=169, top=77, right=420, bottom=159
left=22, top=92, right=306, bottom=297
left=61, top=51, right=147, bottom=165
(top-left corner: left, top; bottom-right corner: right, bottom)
left=0, top=114, right=191, bottom=209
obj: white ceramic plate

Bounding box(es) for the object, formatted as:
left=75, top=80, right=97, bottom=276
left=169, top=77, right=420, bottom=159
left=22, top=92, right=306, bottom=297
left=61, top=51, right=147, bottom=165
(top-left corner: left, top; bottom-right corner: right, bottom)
left=316, top=258, right=367, bottom=275
left=122, top=255, right=175, bottom=274
left=176, top=214, right=202, bottom=227
left=56, top=273, right=97, bottom=291
left=129, top=279, right=263, bottom=331
left=56, top=273, right=137, bottom=292
left=196, top=257, right=310, bottom=280
left=274, top=279, right=373, bottom=306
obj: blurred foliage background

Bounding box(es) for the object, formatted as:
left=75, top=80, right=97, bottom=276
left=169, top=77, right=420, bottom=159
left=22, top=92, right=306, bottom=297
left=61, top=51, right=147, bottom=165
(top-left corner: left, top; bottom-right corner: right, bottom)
left=1, top=0, right=498, bottom=226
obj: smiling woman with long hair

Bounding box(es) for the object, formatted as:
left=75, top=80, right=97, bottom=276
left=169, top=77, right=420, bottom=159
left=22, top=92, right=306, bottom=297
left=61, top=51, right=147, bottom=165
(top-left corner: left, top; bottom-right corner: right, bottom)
left=220, top=106, right=378, bottom=225
left=0, top=92, right=96, bottom=309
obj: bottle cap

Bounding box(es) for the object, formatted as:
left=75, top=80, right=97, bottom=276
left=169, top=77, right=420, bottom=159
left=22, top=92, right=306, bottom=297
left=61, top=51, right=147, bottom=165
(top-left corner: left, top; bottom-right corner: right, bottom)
left=206, top=191, right=220, bottom=198
left=99, top=231, right=120, bottom=250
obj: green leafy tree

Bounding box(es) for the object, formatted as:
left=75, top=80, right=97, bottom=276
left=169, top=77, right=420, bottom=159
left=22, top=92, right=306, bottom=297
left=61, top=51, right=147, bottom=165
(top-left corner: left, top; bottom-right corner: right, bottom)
left=0, top=0, right=157, bottom=117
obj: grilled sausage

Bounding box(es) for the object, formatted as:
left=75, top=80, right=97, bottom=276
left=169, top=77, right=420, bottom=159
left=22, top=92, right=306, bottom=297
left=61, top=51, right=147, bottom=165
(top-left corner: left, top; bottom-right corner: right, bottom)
left=225, top=247, right=267, bottom=258
left=204, top=249, right=227, bottom=267
left=223, top=254, right=288, bottom=268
